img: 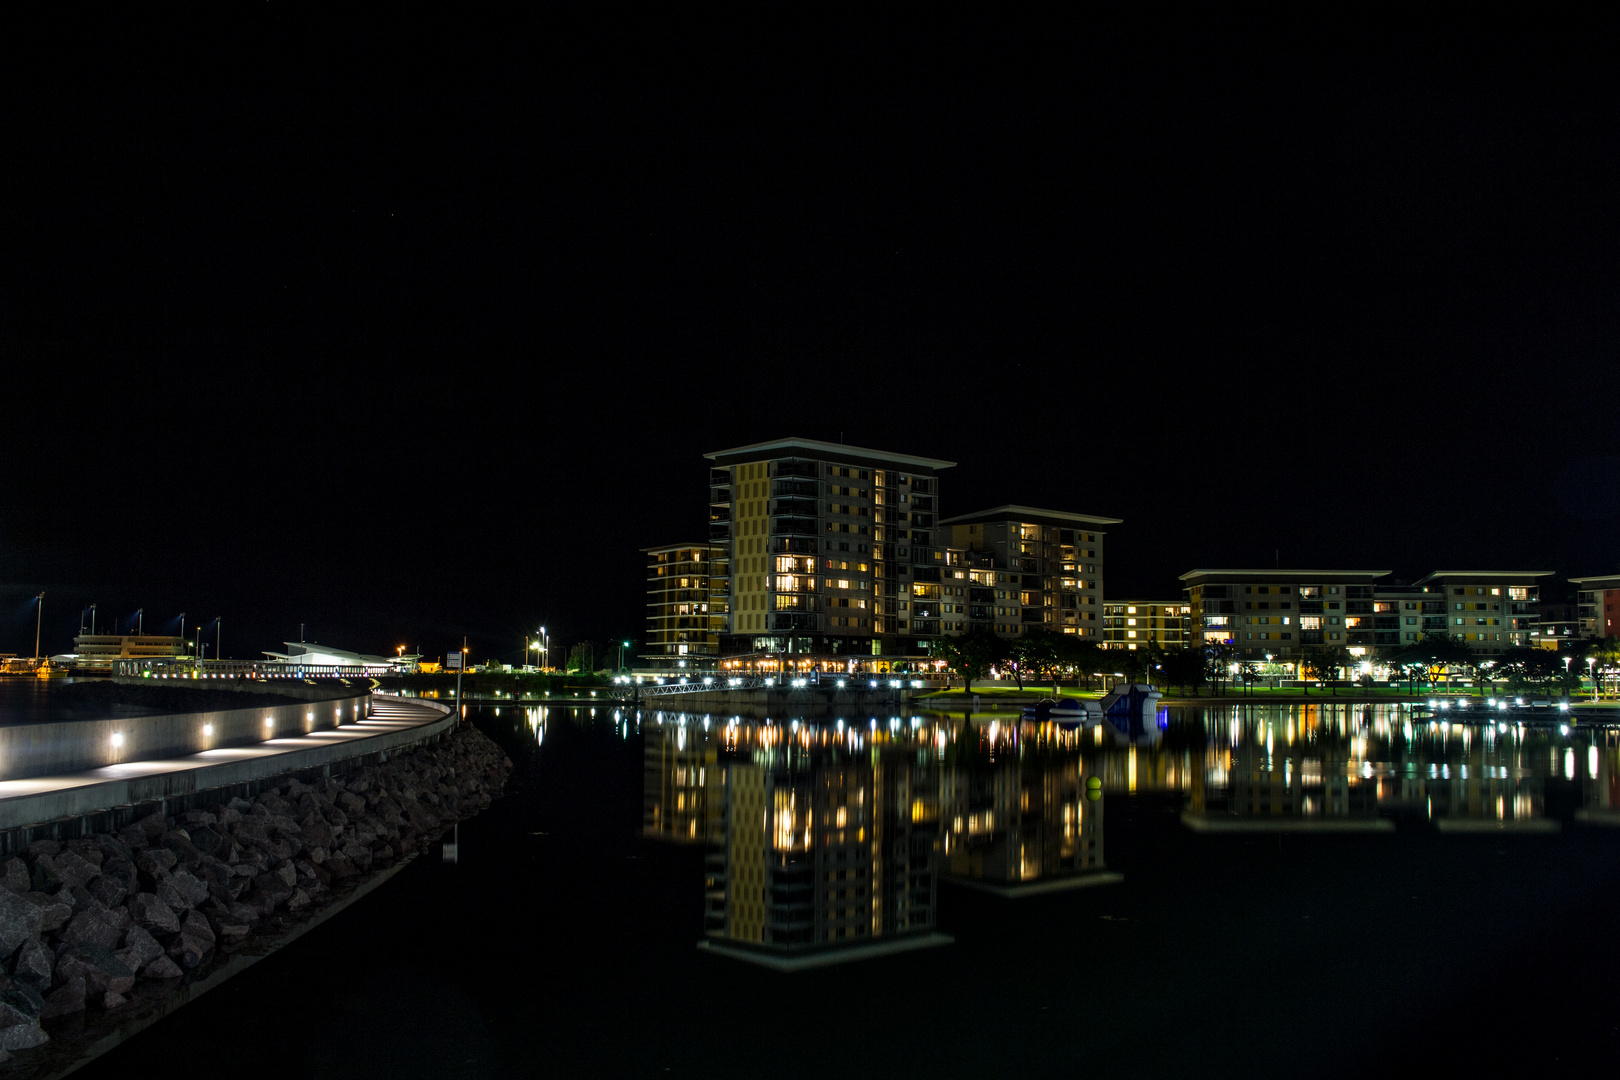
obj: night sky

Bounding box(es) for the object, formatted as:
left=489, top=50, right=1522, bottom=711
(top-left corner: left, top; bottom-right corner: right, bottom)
left=5, top=9, right=1618, bottom=665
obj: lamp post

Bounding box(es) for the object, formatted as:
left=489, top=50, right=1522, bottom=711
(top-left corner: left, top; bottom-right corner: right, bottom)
left=539, top=626, right=549, bottom=672
left=33, top=593, right=43, bottom=662
left=455, top=639, right=467, bottom=721
left=1588, top=656, right=1596, bottom=702
left=620, top=640, right=632, bottom=672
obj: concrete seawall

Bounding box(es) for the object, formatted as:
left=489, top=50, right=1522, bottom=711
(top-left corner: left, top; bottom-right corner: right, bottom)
left=0, top=683, right=370, bottom=783
left=0, top=695, right=454, bottom=843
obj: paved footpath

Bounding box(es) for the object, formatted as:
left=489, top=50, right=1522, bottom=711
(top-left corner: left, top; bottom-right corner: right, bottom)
left=0, top=695, right=454, bottom=831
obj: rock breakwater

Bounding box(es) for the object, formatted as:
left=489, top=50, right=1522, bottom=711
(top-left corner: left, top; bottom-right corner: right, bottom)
left=0, top=723, right=510, bottom=1064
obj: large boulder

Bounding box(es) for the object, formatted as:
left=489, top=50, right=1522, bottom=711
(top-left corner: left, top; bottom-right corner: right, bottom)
left=120, top=925, right=164, bottom=969
left=166, top=931, right=210, bottom=970
left=54, top=944, right=134, bottom=999
left=135, top=848, right=177, bottom=880
left=11, top=941, right=52, bottom=988
left=39, top=976, right=84, bottom=1019
left=49, top=851, right=101, bottom=890
left=22, top=892, right=71, bottom=933
left=0, top=1001, right=47, bottom=1050
left=141, top=955, right=183, bottom=979
left=62, top=908, right=123, bottom=951
left=169, top=869, right=210, bottom=908
left=0, top=860, right=29, bottom=896
left=125, top=892, right=180, bottom=935
left=180, top=910, right=215, bottom=947
left=0, top=891, right=42, bottom=956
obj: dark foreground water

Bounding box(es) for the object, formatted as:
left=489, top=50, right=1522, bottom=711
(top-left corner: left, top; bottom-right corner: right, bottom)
left=73, top=703, right=1620, bottom=1079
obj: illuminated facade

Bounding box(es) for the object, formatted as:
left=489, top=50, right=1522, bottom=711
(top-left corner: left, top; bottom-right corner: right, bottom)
left=71, top=634, right=187, bottom=660
left=1571, top=574, right=1620, bottom=639
left=706, top=437, right=956, bottom=656
left=1410, top=571, right=1547, bottom=653
left=1182, top=569, right=1547, bottom=662
left=642, top=543, right=728, bottom=668
left=940, top=506, right=1118, bottom=638
left=1102, top=600, right=1190, bottom=651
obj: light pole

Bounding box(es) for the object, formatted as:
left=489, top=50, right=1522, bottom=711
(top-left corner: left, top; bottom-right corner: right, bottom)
left=215, top=617, right=222, bottom=661
left=135, top=608, right=143, bottom=634
left=539, top=626, right=549, bottom=672
left=33, top=593, right=43, bottom=662
left=621, top=639, right=632, bottom=672
left=89, top=604, right=97, bottom=636
left=455, top=639, right=467, bottom=720
left=1587, top=656, right=1596, bottom=702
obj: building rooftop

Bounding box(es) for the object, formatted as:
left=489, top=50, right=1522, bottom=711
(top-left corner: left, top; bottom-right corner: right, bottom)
left=1568, top=574, right=1620, bottom=587
left=1412, top=570, right=1556, bottom=585
left=704, top=437, right=955, bottom=471
left=1178, top=569, right=1391, bottom=581
left=940, top=505, right=1124, bottom=527
left=641, top=542, right=717, bottom=554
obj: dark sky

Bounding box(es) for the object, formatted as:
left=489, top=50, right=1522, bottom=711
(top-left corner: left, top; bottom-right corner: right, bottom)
left=5, top=8, right=1618, bottom=664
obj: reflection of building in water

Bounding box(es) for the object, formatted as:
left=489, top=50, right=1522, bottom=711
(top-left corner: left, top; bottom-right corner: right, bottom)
left=704, top=737, right=939, bottom=954
left=941, top=748, right=1103, bottom=884
left=642, top=720, right=723, bottom=843
left=1189, top=706, right=1555, bottom=825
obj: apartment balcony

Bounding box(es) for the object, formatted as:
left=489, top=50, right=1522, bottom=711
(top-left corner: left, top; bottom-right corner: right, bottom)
left=709, top=505, right=731, bottom=523
left=770, top=537, right=817, bottom=555
left=771, top=495, right=818, bottom=516
left=772, top=515, right=819, bottom=537
left=709, top=522, right=731, bottom=543
left=771, top=478, right=818, bottom=499
left=710, top=486, right=731, bottom=505
left=912, top=619, right=941, bottom=635
left=773, top=460, right=817, bottom=480
left=768, top=612, right=819, bottom=632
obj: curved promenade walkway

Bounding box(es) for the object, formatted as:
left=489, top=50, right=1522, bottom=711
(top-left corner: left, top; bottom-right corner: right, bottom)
left=0, top=695, right=454, bottom=833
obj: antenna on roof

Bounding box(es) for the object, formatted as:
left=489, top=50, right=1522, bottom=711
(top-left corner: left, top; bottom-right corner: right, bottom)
left=1275, top=549, right=1279, bottom=569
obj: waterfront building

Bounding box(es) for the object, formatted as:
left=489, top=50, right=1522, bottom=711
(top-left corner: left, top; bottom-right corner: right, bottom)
left=705, top=437, right=955, bottom=657
left=642, top=543, right=727, bottom=668
left=1532, top=599, right=1580, bottom=649
left=1181, top=569, right=1391, bottom=663
left=71, top=634, right=188, bottom=661
left=939, top=506, right=1118, bottom=638
left=1183, top=568, right=1549, bottom=666
left=1101, top=600, right=1191, bottom=651
left=1572, top=574, right=1620, bottom=639
left=1410, top=571, right=1547, bottom=653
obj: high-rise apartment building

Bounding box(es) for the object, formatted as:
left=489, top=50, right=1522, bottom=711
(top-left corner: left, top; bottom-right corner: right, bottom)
left=705, top=437, right=956, bottom=656
left=1101, top=600, right=1191, bottom=651
left=940, top=507, right=1118, bottom=638
left=642, top=543, right=727, bottom=667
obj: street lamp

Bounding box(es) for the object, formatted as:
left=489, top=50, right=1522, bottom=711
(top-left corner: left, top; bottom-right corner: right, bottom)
left=1587, top=656, right=1596, bottom=702
left=33, top=593, right=43, bottom=663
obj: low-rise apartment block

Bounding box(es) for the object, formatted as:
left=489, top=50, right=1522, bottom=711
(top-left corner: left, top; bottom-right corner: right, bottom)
left=1181, top=568, right=1549, bottom=663
left=1102, top=600, right=1191, bottom=651
left=1572, top=575, right=1620, bottom=638
left=941, top=507, right=1118, bottom=639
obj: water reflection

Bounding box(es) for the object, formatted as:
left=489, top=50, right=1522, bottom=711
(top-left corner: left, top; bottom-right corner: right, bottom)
left=1184, top=703, right=1620, bottom=830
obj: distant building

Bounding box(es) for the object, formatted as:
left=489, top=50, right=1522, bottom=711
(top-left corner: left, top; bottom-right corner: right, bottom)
left=1102, top=600, right=1190, bottom=651
left=72, top=634, right=188, bottom=661
left=940, top=507, right=1118, bottom=639
left=1572, top=574, right=1620, bottom=638
left=1532, top=599, right=1580, bottom=649
left=642, top=543, right=727, bottom=669
left=1410, top=571, right=1547, bottom=653
left=1182, top=568, right=1549, bottom=666
left=260, top=642, right=404, bottom=673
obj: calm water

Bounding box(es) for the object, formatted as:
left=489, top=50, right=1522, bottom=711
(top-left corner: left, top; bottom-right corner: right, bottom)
left=75, top=703, right=1620, bottom=1078
left=0, top=679, right=167, bottom=725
